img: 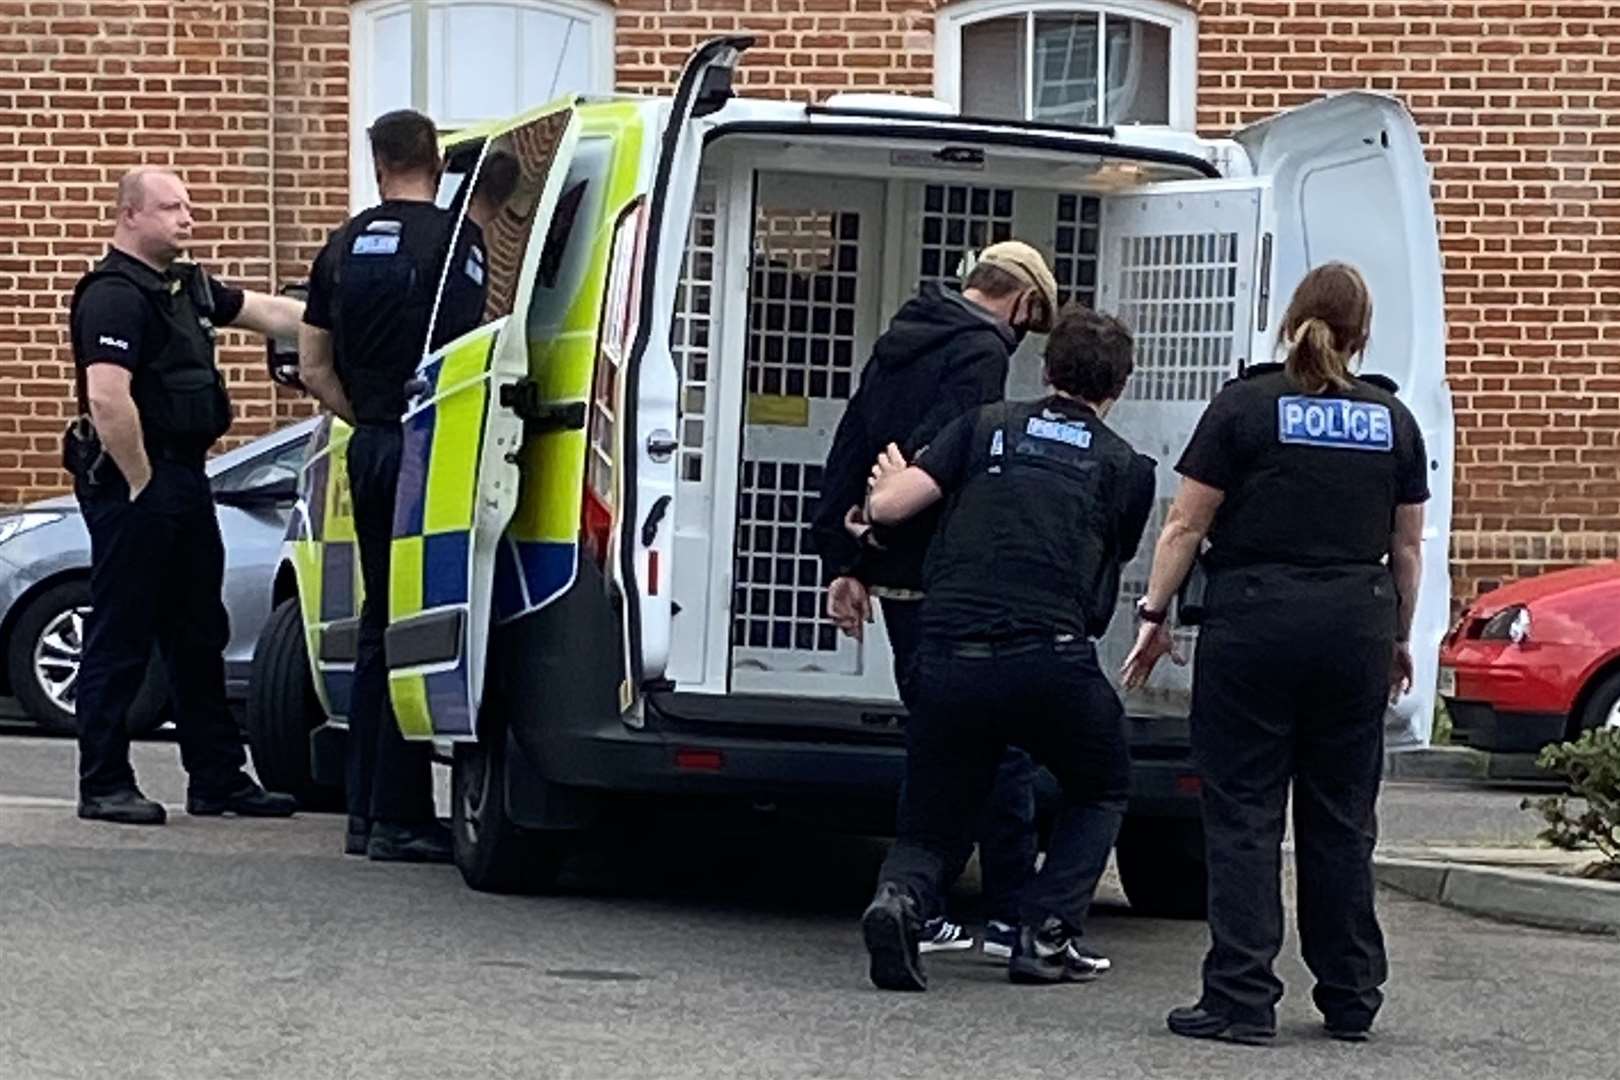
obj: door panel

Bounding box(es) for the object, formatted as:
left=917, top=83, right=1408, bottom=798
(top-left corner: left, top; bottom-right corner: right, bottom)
left=1237, top=92, right=1452, bottom=746
left=386, top=102, right=582, bottom=741
left=292, top=415, right=360, bottom=719
left=729, top=172, right=892, bottom=699
left=1096, top=182, right=1265, bottom=718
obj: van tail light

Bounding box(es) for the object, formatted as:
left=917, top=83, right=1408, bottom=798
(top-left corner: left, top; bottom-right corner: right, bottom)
left=581, top=197, right=648, bottom=567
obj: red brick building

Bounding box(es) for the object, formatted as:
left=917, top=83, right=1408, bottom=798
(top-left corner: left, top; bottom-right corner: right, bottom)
left=1, top=0, right=1617, bottom=605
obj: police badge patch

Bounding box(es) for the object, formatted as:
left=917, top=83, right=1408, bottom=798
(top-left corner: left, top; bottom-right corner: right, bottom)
left=1277, top=396, right=1394, bottom=452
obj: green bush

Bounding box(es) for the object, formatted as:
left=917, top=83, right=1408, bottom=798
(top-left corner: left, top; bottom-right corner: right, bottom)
left=1521, top=727, right=1620, bottom=880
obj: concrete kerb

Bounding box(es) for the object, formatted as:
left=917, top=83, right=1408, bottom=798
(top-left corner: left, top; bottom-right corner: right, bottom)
left=1374, top=854, right=1620, bottom=935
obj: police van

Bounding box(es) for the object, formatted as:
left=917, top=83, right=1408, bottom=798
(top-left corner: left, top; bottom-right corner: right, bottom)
left=248, top=38, right=1453, bottom=910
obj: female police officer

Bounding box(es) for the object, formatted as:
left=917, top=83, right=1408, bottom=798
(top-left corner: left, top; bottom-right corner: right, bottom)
left=1122, top=263, right=1428, bottom=1045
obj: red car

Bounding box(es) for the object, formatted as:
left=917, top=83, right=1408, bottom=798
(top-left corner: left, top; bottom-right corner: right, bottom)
left=1440, top=562, right=1620, bottom=753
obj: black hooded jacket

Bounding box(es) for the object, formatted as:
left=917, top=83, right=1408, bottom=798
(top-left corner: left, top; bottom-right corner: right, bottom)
left=811, top=284, right=1014, bottom=589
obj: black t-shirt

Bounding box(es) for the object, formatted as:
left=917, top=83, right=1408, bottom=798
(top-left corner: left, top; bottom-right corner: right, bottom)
left=72, top=248, right=244, bottom=374
left=303, top=201, right=487, bottom=423
left=1176, top=366, right=1430, bottom=570
left=915, top=396, right=1157, bottom=640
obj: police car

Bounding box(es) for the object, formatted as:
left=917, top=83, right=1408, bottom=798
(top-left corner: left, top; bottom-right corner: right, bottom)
left=247, top=39, right=1454, bottom=911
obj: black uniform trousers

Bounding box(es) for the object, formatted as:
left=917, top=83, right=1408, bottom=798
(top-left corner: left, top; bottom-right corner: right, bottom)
left=1191, top=564, right=1393, bottom=1029
left=882, top=598, right=1038, bottom=925
left=75, top=456, right=251, bottom=799
left=344, top=424, right=435, bottom=825
left=878, top=634, right=1129, bottom=933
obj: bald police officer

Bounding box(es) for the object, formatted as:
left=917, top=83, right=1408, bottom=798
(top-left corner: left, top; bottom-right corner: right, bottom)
left=298, top=110, right=491, bottom=862
left=67, top=167, right=304, bottom=825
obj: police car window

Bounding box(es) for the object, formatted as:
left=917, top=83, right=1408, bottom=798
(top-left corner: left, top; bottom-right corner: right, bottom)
left=210, top=433, right=309, bottom=494
left=424, top=112, right=573, bottom=349
left=526, top=138, right=609, bottom=340
left=436, top=141, right=483, bottom=212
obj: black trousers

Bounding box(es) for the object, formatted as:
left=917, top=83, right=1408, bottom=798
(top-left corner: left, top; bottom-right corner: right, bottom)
left=882, top=598, right=1036, bottom=924
left=75, top=457, right=250, bottom=799
left=1191, top=564, right=1393, bottom=1028
left=345, top=425, right=435, bottom=825
left=878, top=635, right=1129, bottom=933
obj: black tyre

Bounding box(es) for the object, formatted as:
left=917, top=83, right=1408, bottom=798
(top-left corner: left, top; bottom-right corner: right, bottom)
left=452, top=730, right=566, bottom=894
left=6, top=580, right=169, bottom=737
left=1116, top=814, right=1209, bottom=920
left=244, top=596, right=342, bottom=811
left=1571, top=669, right=1620, bottom=740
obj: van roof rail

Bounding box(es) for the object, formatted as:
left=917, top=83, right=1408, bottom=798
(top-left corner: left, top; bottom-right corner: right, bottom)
left=803, top=102, right=1115, bottom=140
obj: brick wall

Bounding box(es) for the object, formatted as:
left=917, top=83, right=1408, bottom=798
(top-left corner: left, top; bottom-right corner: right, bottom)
left=1196, top=1, right=1620, bottom=604
left=4, top=0, right=1618, bottom=609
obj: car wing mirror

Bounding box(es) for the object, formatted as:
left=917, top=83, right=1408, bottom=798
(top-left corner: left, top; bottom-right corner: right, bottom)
left=267, top=280, right=308, bottom=392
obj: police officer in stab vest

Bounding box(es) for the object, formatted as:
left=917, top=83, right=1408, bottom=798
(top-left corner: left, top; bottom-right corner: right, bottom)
left=298, top=110, right=491, bottom=863
left=1123, top=263, right=1428, bottom=1045
left=859, top=306, right=1156, bottom=992
left=67, top=167, right=305, bottom=825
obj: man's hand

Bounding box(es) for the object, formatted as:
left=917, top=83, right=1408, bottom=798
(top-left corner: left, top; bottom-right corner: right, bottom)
left=827, top=576, right=873, bottom=641
left=843, top=506, right=885, bottom=550
left=869, top=442, right=909, bottom=490
left=1390, top=641, right=1415, bottom=702
left=1121, top=620, right=1182, bottom=690
left=126, top=465, right=153, bottom=503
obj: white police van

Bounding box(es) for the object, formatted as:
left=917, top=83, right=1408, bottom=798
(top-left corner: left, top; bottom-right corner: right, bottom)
left=249, top=39, right=1453, bottom=912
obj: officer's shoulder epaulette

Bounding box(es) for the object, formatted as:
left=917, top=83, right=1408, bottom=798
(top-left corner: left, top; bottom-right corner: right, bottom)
left=1238, top=362, right=1285, bottom=380
left=1358, top=372, right=1401, bottom=394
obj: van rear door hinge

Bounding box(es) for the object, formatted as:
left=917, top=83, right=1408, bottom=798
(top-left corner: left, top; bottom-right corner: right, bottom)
left=499, top=379, right=587, bottom=434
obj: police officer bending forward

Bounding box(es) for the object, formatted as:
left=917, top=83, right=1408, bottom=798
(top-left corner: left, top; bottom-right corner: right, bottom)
left=68, top=167, right=305, bottom=825
left=298, top=110, right=491, bottom=863
left=860, top=306, right=1155, bottom=992
left=1123, top=262, right=1428, bottom=1045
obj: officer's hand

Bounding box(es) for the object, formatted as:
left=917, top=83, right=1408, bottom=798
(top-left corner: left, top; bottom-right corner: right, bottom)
left=844, top=506, right=885, bottom=550
left=1121, top=621, right=1180, bottom=690
left=828, top=576, right=873, bottom=641
left=869, top=443, right=909, bottom=488
left=126, top=468, right=153, bottom=503
left=1390, top=641, right=1415, bottom=702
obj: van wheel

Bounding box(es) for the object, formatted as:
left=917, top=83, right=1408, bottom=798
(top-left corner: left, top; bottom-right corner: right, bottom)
left=245, top=597, right=342, bottom=812
left=452, top=734, right=566, bottom=894
left=6, top=580, right=169, bottom=737
left=1116, top=815, right=1208, bottom=920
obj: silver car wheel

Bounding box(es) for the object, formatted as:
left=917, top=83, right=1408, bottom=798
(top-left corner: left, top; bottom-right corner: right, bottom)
left=33, top=605, right=88, bottom=715
left=1605, top=695, right=1620, bottom=731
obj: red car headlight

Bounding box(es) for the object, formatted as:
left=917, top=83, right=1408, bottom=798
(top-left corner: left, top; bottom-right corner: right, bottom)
left=1479, top=605, right=1533, bottom=645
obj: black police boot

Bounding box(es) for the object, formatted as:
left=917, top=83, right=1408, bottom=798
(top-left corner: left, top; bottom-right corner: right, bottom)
left=861, top=883, right=927, bottom=992
left=345, top=815, right=371, bottom=857
left=1322, top=1014, right=1374, bottom=1043
left=186, top=782, right=298, bottom=818
left=1007, top=916, right=1104, bottom=985
left=78, top=787, right=167, bottom=826
left=366, top=820, right=454, bottom=864
left=1166, top=1005, right=1277, bottom=1046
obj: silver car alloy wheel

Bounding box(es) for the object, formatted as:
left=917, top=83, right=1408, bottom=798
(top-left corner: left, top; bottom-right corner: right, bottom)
left=33, top=604, right=89, bottom=715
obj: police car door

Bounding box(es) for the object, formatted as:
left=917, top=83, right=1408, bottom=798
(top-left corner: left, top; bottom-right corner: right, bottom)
left=616, top=38, right=751, bottom=714
left=1236, top=91, right=1452, bottom=747
left=385, top=103, right=582, bottom=741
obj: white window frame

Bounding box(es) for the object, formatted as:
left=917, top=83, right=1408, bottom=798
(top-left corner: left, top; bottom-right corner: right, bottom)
left=348, top=0, right=615, bottom=209
left=934, top=0, right=1197, bottom=131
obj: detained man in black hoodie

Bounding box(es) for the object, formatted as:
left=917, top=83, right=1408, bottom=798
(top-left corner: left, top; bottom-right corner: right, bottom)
left=812, top=241, right=1062, bottom=960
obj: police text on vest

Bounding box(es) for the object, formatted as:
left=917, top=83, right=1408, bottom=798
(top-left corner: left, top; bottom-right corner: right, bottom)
left=1276, top=396, right=1393, bottom=452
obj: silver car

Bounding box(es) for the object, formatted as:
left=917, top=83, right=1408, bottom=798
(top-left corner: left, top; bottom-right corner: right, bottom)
left=0, top=418, right=317, bottom=733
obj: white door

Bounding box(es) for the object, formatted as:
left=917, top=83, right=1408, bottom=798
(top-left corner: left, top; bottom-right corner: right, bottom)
left=729, top=172, right=893, bottom=699
left=1236, top=92, right=1453, bottom=747
left=1094, top=181, right=1267, bottom=718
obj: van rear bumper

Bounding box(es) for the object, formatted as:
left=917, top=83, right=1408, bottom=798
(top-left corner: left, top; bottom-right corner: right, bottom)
left=528, top=704, right=1202, bottom=821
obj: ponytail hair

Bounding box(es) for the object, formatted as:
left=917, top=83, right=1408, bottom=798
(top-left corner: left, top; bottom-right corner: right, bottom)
left=1280, top=262, right=1372, bottom=395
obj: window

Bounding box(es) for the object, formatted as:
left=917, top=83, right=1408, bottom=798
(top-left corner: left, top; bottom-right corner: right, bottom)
left=936, top=1, right=1196, bottom=129
left=350, top=0, right=614, bottom=209
left=210, top=432, right=310, bottom=495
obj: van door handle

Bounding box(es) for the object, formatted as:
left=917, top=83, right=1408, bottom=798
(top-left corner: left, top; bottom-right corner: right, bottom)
left=646, top=429, right=678, bottom=462
left=641, top=495, right=672, bottom=547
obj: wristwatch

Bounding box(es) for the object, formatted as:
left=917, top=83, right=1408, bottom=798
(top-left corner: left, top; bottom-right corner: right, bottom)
left=1135, top=597, right=1168, bottom=625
